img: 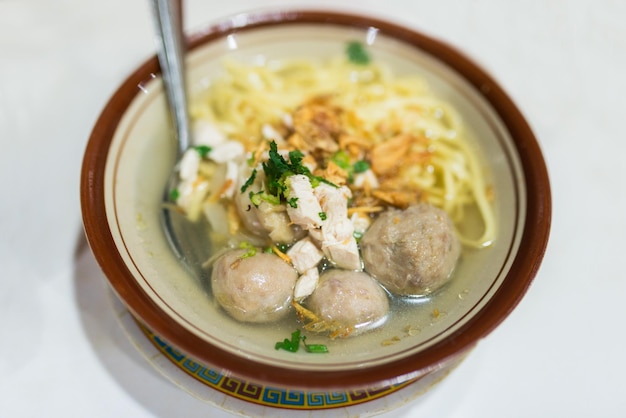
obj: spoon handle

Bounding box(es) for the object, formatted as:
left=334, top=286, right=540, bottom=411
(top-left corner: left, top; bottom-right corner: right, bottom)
left=150, top=0, right=191, bottom=155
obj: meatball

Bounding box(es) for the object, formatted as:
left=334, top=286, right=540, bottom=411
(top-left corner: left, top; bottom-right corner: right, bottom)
left=360, top=203, right=461, bottom=296
left=307, top=270, right=389, bottom=336
left=211, top=249, right=298, bottom=323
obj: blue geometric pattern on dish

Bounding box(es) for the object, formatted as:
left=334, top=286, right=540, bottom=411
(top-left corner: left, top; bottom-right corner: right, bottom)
left=139, top=322, right=415, bottom=410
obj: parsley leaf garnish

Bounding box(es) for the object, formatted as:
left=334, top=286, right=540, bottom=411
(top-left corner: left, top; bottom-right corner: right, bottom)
left=330, top=151, right=371, bottom=182
left=353, top=160, right=370, bottom=173
left=346, top=41, right=371, bottom=65
left=194, top=145, right=212, bottom=158
left=263, top=141, right=309, bottom=196
left=240, top=168, right=257, bottom=193
left=254, top=140, right=336, bottom=205
left=286, top=197, right=299, bottom=208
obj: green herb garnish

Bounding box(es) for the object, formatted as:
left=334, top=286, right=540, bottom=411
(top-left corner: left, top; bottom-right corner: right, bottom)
left=275, top=329, right=303, bottom=352
left=330, top=150, right=354, bottom=182
left=248, top=190, right=281, bottom=207
left=240, top=168, right=257, bottom=193
left=194, top=145, right=212, bottom=158
left=353, top=160, right=370, bottom=173
left=246, top=153, right=256, bottom=166
left=169, top=188, right=180, bottom=202
left=247, top=141, right=336, bottom=206
left=319, top=212, right=327, bottom=221
left=331, top=150, right=351, bottom=170
left=263, top=141, right=309, bottom=196
left=346, top=41, right=371, bottom=65
left=310, top=176, right=337, bottom=188
left=302, top=336, right=329, bottom=353
left=275, top=329, right=328, bottom=354
left=238, top=241, right=257, bottom=259
left=330, top=151, right=371, bottom=182
left=286, top=197, right=299, bottom=208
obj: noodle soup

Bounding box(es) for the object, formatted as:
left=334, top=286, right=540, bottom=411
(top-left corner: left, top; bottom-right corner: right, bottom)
left=166, top=41, right=496, bottom=348
left=83, top=11, right=548, bottom=391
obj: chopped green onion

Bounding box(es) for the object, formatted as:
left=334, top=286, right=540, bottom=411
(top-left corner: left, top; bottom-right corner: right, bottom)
left=246, top=153, right=256, bottom=166
left=169, top=188, right=180, bottom=202
left=330, top=150, right=351, bottom=170
left=194, top=145, right=212, bottom=158
left=275, top=329, right=302, bottom=352
left=238, top=241, right=257, bottom=259
left=319, top=212, right=327, bottom=221
left=249, top=190, right=281, bottom=207
left=274, top=329, right=329, bottom=354
left=302, top=336, right=329, bottom=353
left=249, top=191, right=260, bottom=207
left=304, top=344, right=329, bottom=353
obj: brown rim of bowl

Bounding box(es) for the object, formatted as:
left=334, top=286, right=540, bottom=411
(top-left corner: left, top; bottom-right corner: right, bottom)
left=80, top=9, right=551, bottom=391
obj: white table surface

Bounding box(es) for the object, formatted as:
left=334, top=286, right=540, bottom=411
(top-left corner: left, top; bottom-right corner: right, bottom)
left=1, top=0, right=625, bottom=417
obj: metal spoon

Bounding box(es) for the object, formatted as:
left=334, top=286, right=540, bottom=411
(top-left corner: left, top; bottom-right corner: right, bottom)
left=150, top=0, right=190, bottom=154
left=150, top=0, right=212, bottom=279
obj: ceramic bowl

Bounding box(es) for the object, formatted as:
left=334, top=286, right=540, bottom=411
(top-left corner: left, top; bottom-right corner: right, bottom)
left=81, top=9, right=550, bottom=393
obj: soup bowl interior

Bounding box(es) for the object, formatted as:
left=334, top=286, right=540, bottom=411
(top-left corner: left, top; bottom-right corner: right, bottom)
left=81, top=9, right=550, bottom=391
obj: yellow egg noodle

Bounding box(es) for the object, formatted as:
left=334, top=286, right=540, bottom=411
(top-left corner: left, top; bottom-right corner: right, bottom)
left=185, top=54, right=495, bottom=249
